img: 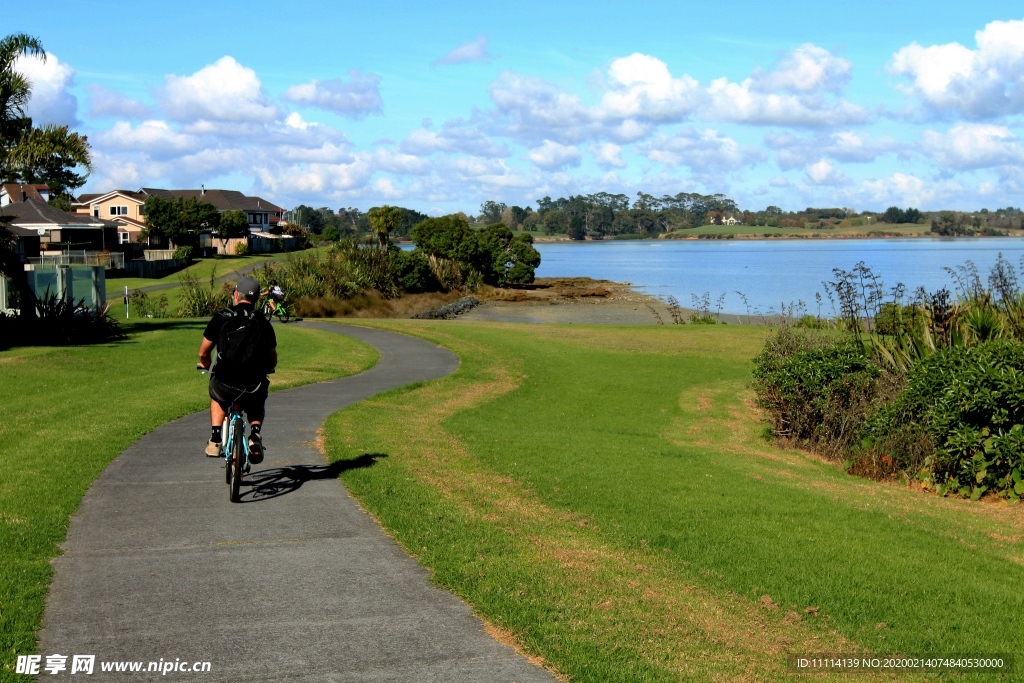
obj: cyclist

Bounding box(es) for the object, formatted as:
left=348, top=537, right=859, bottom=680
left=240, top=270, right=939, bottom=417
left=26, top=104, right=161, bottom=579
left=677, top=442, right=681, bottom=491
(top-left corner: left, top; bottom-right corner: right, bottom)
left=197, top=276, right=277, bottom=463
left=262, top=280, right=285, bottom=316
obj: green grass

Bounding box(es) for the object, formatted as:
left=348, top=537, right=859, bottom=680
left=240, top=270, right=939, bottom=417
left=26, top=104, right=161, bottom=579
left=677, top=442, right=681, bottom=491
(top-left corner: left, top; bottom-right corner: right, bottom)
left=105, top=253, right=282, bottom=294
left=0, top=322, right=377, bottom=680
left=324, top=321, right=1023, bottom=681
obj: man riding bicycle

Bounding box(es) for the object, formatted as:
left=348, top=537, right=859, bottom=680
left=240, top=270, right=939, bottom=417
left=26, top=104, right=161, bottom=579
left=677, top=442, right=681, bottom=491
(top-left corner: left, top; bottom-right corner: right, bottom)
left=262, top=280, right=285, bottom=316
left=197, top=276, right=277, bottom=463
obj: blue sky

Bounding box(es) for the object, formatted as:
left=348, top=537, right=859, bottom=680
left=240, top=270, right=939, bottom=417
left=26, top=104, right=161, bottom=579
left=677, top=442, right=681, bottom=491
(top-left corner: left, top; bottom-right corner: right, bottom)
left=10, top=1, right=1024, bottom=214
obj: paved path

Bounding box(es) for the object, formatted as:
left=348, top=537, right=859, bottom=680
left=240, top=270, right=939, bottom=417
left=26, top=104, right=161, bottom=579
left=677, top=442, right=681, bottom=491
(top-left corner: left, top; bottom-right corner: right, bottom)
left=39, top=323, right=557, bottom=682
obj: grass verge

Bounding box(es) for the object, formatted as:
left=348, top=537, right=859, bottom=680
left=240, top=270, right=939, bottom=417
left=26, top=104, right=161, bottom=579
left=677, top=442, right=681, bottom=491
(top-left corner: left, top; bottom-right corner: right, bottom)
left=0, top=321, right=377, bottom=679
left=323, top=320, right=1022, bottom=682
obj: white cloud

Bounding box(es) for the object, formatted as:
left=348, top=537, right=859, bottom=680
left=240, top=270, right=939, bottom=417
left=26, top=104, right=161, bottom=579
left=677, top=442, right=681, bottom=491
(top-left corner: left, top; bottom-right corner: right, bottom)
left=488, top=72, right=593, bottom=144
left=858, top=172, right=961, bottom=207
left=597, top=53, right=703, bottom=121
left=751, top=43, right=852, bottom=93
left=769, top=176, right=791, bottom=188
left=636, top=128, right=760, bottom=172
left=15, top=52, right=78, bottom=126
left=161, top=56, right=280, bottom=122
left=890, top=18, right=1024, bottom=118
left=94, top=120, right=199, bottom=156
left=283, top=71, right=383, bottom=118
left=706, top=77, right=867, bottom=126
left=526, top=140, right=582, bottom=169
left=400, top=119, right=508, bottom=157
left=767, top=130, right=905, bottom=169
left=805, top=159, right=847, bottom=186
left=86, top=84, right=150, bottom=119
left=591, top=142, right=626, bottom=168
left=434, top=36, right=493, bottom=65
left=921, top=122, right=1024, bottom=169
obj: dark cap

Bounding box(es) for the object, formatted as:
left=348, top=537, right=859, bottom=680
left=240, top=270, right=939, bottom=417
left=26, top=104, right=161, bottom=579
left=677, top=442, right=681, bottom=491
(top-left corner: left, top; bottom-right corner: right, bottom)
left=234, top=276, right=259, bottom=300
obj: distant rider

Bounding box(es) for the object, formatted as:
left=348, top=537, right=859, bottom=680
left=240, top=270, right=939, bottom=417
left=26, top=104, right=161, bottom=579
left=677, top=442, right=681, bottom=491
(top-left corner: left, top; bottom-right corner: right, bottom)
left=262, top=280, right=285, bottom=315
left=197, top=276, right=277, bottom=463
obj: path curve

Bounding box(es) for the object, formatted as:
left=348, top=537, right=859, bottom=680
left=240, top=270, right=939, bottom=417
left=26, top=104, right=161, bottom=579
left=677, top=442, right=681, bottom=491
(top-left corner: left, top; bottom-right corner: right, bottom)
left=39, top=323, right=557, bottom=682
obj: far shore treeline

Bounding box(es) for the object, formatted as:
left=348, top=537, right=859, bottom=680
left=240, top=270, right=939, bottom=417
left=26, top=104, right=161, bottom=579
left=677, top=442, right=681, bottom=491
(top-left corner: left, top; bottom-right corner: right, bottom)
left=287, top=193, right=1024, bottom=241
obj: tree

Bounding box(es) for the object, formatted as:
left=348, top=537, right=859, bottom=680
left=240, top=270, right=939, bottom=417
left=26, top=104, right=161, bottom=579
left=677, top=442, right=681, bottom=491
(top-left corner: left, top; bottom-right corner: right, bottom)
left=9, top=124, right=91, bottom=198
left=291, top=204, right=324, bottom=233
left=217, top=210, right=250, bottom=238
left=478, top=224, right=541, bottom=286
left=141, top=195, right=220, bottom=248
left=367, top=205, right=402, bottom=247
left=0, top=34, right=42, bottom=180
left=479, top=200, right=506, bottom=225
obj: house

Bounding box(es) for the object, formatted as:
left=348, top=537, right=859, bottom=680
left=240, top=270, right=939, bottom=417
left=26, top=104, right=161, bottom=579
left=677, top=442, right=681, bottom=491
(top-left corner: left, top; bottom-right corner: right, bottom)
left=1, top=198, right=119, bottom=263
left=73, top=187, right=286, bottom=243
left=723, top=216, right=739, bottom=226
left=72, top=189, right=148, bottom=244
left=139, top=187, right=285, bottom=232
left=0, top=183, right=51, bottom=206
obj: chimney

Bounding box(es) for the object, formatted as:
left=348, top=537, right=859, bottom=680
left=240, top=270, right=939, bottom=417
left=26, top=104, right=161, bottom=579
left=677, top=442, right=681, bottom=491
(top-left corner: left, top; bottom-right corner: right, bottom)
left=201, top=184, right=205, bottom=196
left=20, top=187, right=27, bottom=202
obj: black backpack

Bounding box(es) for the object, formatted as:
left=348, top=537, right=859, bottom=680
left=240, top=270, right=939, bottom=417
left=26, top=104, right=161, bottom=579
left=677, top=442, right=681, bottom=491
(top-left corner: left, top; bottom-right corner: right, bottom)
left=215, top=308, right=267, bottom=382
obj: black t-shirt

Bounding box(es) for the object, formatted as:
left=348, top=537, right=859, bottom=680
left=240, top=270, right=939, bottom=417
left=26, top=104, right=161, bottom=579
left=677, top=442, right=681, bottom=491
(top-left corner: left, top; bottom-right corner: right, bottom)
left=203, top=303, right=276, bottom=384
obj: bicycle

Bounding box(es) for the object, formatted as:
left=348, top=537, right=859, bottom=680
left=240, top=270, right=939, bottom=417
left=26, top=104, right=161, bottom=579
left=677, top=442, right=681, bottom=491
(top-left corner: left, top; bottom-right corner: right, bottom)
left=198, top=368, right=262, bottom=503
left=260, top=298, right=290, bottom=323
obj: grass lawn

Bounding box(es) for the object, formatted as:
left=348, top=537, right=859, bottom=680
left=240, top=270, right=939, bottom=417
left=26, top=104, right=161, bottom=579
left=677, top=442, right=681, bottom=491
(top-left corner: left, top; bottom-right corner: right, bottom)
left=104, top=253, right=282, bottom=294
left=103, top=247, right=332, bottom=319
left=323, top=321, right=1023, bottom=682
left=0, top=322, right=377, bottom=679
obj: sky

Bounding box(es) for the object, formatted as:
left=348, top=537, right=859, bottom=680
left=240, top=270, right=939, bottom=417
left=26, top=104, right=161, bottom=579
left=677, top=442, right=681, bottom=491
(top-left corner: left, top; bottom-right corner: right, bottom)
left=9, top=0, right=1024, bottom=214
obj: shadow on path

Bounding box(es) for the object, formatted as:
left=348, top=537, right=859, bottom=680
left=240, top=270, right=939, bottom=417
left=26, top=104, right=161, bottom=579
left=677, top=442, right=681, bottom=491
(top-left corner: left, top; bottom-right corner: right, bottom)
left=240, top=453, right=387, bottom=503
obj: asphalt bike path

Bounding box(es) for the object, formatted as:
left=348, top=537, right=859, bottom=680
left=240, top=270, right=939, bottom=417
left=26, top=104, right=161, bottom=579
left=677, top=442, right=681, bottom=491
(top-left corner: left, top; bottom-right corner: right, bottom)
left=39, top=323, right=557, bottom=682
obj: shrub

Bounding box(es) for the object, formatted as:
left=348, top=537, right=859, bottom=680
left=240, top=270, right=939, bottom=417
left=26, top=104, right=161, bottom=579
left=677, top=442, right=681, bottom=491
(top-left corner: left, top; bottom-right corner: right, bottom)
left=172, top=246, right=194, bottom=260
left=178, top=269, right=231, bottom=317
left=861, top=341, right=1024, bottom=499
left=128, top=290, right=169, bottom=318
left=234, top=241, right=250, bottom=256
left=751, top=327, right=885, bottom=458
left=0, top=293, right=124, bottom=349
left=395, top=249, right=439, bottom=294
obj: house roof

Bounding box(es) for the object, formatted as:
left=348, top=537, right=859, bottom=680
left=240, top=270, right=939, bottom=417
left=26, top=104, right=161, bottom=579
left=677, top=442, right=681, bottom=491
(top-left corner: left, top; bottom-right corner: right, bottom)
left=1, top=183, right=51, bottom=202
left=0, top=198, right=117, bottom=229
left=73, top=189, right=146, bottom=206
left=140, top=188, right=284, bottom=213
left=113, top=215, right=145, bottom=229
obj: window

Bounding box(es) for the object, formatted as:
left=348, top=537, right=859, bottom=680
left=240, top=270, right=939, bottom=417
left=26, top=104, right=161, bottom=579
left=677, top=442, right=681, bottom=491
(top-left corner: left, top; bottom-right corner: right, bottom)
left=93, top=207, right=99, bottom=218
left=118, top=232, right=130, bottom=244
left=109, top=205, right=129, bottom=216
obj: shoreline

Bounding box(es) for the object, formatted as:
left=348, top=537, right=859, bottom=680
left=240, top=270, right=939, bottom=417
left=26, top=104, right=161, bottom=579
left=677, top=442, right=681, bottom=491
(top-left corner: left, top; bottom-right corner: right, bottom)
left=464, top=277, right=753, bottom=325
left=531, top=231, right=1023, bottom=243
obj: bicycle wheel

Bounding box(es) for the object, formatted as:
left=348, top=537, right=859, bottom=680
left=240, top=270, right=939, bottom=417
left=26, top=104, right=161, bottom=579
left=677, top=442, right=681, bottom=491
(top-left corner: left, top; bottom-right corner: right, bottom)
left=229, top=419, right=244, bottom=503
left=279, top=306, right=290, bottom=323
left=222, top=418, right=231, bottom=485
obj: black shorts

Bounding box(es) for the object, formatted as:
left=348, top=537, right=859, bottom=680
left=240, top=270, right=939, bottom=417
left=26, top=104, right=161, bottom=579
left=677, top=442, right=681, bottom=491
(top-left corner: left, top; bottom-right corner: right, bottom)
left=209, top=373, right=269, bottom=420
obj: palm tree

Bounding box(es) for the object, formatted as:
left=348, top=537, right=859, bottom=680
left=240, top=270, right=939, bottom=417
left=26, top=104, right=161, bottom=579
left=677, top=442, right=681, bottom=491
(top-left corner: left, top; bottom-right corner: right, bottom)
left=0, top=34, right=44, bottom=180
left=367, top=205, right=403, bottom=247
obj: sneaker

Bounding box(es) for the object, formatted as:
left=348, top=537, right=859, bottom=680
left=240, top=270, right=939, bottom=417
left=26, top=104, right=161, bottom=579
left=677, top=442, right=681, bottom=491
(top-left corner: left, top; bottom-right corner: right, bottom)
left=248, top=433, right=264, bottom=464
left=205, top=440, right=222, bottom=457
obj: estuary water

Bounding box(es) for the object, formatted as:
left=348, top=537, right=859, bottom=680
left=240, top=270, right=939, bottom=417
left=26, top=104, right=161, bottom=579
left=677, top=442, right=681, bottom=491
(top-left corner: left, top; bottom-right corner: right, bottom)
left=534, top=238, right=1024, bottom=315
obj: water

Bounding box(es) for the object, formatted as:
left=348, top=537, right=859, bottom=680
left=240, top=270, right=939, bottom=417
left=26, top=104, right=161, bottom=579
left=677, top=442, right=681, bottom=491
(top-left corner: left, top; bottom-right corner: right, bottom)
left=534, top=238, right=1024, bottom=315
